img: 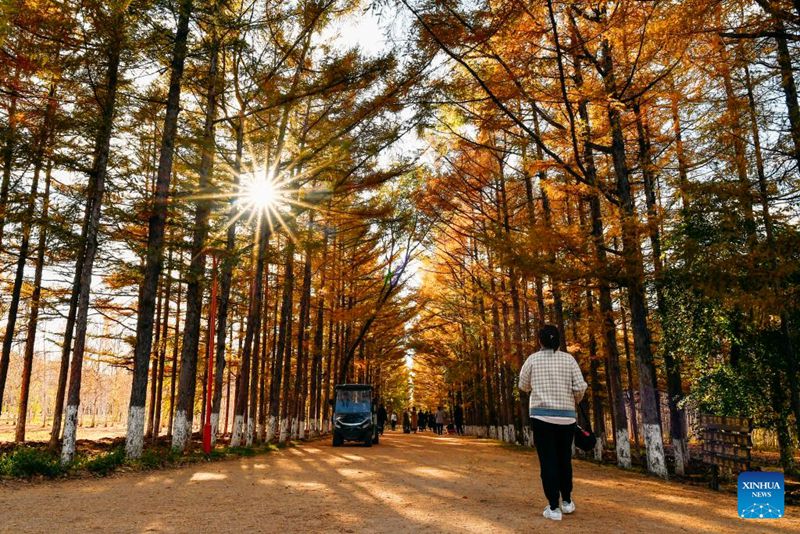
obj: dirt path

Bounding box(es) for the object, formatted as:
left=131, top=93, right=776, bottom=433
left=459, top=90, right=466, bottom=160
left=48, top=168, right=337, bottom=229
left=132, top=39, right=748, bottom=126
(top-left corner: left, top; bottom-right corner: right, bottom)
left=0, top=431, right=795, bottom=533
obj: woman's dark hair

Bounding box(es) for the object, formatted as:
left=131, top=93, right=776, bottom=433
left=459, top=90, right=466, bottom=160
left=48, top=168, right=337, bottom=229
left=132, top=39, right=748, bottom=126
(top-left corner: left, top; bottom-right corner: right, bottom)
left=538, top=324, right=560, bottom=350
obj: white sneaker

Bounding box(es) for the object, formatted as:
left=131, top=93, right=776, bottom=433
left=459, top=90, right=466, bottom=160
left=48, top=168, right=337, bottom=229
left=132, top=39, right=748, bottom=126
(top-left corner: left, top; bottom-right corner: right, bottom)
left=543, top=506, right=562, bottom=521
left=561, top=500, right=575, bottom=514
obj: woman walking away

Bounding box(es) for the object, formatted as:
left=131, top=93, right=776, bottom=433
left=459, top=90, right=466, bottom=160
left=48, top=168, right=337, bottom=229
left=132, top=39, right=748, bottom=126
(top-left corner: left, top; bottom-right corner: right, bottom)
left=518, top=325, right=587, bottom=522
left=390, top=411, right=398, bottom=431
left=435, top=406, right=446, bottom=435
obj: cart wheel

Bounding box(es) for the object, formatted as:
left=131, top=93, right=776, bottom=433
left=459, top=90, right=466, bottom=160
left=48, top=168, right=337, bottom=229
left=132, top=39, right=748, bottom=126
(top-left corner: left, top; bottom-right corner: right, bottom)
left=333, top=433, right=343, bottom=447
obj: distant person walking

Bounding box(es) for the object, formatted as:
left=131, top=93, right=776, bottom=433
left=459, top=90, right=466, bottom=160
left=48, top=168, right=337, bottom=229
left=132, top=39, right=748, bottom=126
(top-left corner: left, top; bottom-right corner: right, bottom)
left=402, top=410, right=411, bottom=433
left=390, top=411, right=398, bottom=431
left=435, top=406, right=446, bottom=435
left=377, top=403, right=387, bottom=435
left=411, top=407, right=418, bottom=433
left=454, top=403, right=464, bottom=435
left=518, top=324, right=587, bottom=521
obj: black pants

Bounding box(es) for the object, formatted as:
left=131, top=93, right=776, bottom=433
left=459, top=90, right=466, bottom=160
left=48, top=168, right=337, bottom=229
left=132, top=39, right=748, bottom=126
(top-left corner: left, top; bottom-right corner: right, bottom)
left=531, top=418, right=575, bottom=510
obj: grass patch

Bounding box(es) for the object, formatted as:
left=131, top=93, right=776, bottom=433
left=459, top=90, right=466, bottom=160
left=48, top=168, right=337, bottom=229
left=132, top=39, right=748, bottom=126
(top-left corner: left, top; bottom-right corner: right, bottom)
left=131, top=447, right=181, bottom=470
left=227, top=446, right=257, bottom=457
left=1, top=437, right=305, bottom=482
left=84, top=447, right=125, bottom=476
left=0, top=446, right=64, bottom=478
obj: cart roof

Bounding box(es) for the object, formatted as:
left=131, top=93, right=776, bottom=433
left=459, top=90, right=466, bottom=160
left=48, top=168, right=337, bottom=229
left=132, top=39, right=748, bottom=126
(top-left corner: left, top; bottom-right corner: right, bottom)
left=334, top=384, right=373, bottom=391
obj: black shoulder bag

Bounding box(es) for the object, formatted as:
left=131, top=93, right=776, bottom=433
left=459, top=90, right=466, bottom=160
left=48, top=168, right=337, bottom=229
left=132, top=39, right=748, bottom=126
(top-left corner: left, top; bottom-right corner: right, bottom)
left=574, top=402, right=597, bottom=452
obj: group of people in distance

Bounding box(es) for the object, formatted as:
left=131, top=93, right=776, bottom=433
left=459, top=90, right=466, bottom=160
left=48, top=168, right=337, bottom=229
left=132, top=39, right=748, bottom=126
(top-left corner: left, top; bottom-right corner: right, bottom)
left=375, top=403, right=466, bottom=436
left=397, top=404, right=465, bottom=436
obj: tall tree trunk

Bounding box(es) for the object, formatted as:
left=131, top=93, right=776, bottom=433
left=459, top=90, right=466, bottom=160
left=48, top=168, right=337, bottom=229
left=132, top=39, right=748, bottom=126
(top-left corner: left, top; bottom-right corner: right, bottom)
left=634, top=102, right=687, bottom=474
left=153, top=252, right=173, bottom=442
left=146, top=280, right=164, bottom=438
left=774, top=18, right=800, bottom=170
left=61, top=14, right=124, bottom=463
left=170, top=35, right=218, bottom=453
left=211, top=113, right=243, bottom=445
left=166, top=275, right=182, bottom=439
left=0, top=65, right=20, bottom=251
left=15, top=151, right=53, bottom=442
left=257, top=282, right=271, bottom=442
left=601, top=39, right=667, bottom=478
left=127, top=0, right=193, bottom=458
left=585, top=288, right=606, bottom=460
left=294, top=237, right=313, bottom=439
left=230, top=218, right=269, bottom=446
left=568, top=27, right=631, bottom=466
left=309, top=229, right=329, bottom=435
left=278, top=241, right=296, bottom=443
left=0, top=79, right=58, bottom=415
left=245, top=261, right=264, bottom=446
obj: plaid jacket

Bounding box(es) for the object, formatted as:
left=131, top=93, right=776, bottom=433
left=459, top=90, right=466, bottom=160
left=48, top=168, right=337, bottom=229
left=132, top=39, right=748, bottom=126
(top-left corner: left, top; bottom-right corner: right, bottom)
left=518, top=349, right=587, bottom=419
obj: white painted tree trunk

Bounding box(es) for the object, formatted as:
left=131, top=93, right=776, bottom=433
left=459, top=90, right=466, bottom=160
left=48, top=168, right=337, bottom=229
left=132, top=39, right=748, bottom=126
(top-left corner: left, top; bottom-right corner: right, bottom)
left=60, top=405, right=79, bottom=465
left=266, top=415, right=276, bottom=442
left=125, top=405, right=145, bottom=458
left=210, top=412, right=220, bottom=447
left=594, top=433, right=604, bottom=461
left=245, top=417, right=254, bottom=446
left=171, top=409, right=190, bottom=451
left=257, top=422, right=265, bottom=443
left=616, top=428, right=632, bottom=468
left=644, top=423, right=668, bottom=478
left=279, top=417, right=289, bottom=443
left=230, top=414, right=244, bottom=447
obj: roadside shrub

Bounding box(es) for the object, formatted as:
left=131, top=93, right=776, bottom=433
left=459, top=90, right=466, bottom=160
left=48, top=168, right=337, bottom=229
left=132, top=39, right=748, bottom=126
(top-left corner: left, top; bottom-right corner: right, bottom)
left=133, top=447, right=181, bottom=470
left=227, top=446, right=256, bottom=457
left=0, top=447, right=63, bottom=478
left=84, top=447, right=125, bottom=476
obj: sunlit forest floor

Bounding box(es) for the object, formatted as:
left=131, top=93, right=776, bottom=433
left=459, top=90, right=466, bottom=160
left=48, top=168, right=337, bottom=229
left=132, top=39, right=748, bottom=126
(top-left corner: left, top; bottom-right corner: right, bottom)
left=1, top=432, right=795, bottom=533
left=0, top=424, right=127, bottom=443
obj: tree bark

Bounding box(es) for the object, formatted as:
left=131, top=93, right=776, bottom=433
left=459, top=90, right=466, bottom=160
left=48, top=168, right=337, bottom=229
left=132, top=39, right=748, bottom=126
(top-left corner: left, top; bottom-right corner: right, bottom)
left=278, top=240, right=296, bottom=443
left=774, top=18, right=800, bottom=170
left=126, top=0, right=193, bottom=458
left=0, top=65, right=20, bottom=251
left=634, top=102, right=688, bottom=474
left=60, top=13, right=124, bottom=463
left=153, top=253, right=173, bottom=442
left=166, top=275, right=182, bottom=439
left=211, top=113, right=243, bottom=445
left=15, top=151, right=53, bottom=442
left=230, top=218, right=269, bottom=446
left=600, top=39, right=667, bottom=478
left=567, top=22, right=631, bottom=466
left=170, top=34, right=218, bottom=453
